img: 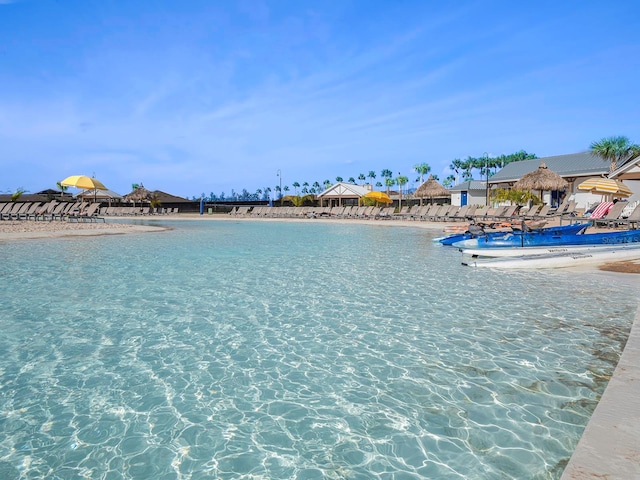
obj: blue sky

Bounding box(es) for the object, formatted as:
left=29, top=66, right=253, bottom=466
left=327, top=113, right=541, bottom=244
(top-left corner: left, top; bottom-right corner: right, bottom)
left=1, top=0, right=639, bottom=199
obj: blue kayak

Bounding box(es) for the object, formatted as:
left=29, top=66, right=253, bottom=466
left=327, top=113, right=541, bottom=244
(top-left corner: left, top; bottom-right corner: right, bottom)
left=453, top=226, right=640, bottom=249
left=438, top=222, right=588, bottom=246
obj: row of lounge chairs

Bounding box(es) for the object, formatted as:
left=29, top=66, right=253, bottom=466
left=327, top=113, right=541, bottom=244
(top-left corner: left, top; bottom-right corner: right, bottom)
left=100, top=206, right=178, bottom=216
left=0, top=201, right=104, bottom=222
left=227, top=202, right=575, bottom=223
left=0, top=201, right=180, bottom=222
left=227, top=200, right=640, bottom=229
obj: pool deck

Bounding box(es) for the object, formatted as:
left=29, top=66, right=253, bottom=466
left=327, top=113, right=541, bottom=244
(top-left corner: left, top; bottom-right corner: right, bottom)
left=561, top=303, right=640, bottom=479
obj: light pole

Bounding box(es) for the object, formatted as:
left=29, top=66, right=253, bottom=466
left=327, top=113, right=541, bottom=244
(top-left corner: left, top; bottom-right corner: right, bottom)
left=277, top=169, right=282, bottom=206
left=484, top=152, right=490, bottom=206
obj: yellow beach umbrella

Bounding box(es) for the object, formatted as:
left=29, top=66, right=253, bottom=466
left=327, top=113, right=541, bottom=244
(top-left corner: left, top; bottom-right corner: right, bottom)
left=60, top=175, right=108, bottom=191
left=577, top=177, right=633, bottom=197
left=362, top=191, right=393, bottom=204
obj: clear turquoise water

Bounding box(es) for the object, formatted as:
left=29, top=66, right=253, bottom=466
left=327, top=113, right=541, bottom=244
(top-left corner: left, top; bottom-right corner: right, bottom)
left=0, top=220, right=637, bottom=479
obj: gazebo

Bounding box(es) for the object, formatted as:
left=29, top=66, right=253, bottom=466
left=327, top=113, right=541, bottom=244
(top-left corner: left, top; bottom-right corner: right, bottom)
left=513, top=162, right=568, bottom=203
left=317, top=182, right=370, bottom=207
left=414, top=175, right=451, bottom=205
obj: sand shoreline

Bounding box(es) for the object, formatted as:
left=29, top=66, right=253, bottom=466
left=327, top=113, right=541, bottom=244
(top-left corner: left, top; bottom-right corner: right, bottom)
left=0, top=220, right=168, bottom=240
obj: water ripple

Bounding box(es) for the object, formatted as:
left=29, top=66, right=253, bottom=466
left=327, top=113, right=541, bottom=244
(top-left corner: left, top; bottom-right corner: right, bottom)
left=0, top=221, right=637, bottom=479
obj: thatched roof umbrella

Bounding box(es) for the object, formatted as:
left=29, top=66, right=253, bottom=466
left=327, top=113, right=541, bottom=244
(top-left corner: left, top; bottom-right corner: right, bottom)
left=414, top=175, right=451, bottom=205
left=513, top=162, right=568, bottom=203
left=124, top=186, right=153, bottom=207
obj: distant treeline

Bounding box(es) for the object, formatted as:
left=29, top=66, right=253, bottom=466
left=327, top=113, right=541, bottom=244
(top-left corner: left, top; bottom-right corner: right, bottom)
left=191, top=150, right=537, bottom=202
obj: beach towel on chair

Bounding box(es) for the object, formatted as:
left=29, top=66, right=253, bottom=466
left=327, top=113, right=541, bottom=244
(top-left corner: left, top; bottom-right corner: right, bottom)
left=589, top=202, right=614, bottom=219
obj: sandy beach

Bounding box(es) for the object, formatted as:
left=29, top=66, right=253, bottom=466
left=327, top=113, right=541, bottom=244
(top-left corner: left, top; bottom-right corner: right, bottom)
left=0, top=219, right=167, bottom=240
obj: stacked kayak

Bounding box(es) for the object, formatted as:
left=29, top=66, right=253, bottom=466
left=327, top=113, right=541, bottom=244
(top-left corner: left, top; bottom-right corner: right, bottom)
left=451, top=224, right=640, bottom=249
left=440, top=222, right=590, bottom=247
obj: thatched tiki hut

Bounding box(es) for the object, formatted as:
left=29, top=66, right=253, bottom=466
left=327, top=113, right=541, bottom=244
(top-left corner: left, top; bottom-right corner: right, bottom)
left=512, top=162, right=568, bottom=203
left=124, top=186, right=153, bottom=208
left=414, top=175, right=450, bottom=205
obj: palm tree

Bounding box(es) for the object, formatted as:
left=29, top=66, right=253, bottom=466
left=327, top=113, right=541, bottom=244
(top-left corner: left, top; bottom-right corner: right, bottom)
left=443, top=174, right=456, bottom=188
left=313, top=181, right=321, bottom=192
left=384, top=177, right=394, bottom=195
left=11, top=187, right=26, bottom=202
left=449, top=159, right=463, bottom=184
left=56, top=181, right=69, bottom=199
left=292, top=182, right=300, bottom=195
left=323, top=179, right=332, bottom=190
left=413, top=163, right=431, bottom=183
left=368, top=170, right=376, bottom=185
left=396, top=175, right=409, bottom=210
left=336, top=176, right=343, bottom=183
left=590, top=136, right=640, bottom=173
left=358, top=173, right=366, bottom=184
left=381, top=169, right=393, bottom=180
left=348, top=177, right=356, bottom=184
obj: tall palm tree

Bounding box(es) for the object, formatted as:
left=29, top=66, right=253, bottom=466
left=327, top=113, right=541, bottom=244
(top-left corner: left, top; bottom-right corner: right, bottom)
left=413, top=163, right=431, bottom=183
left=449, top=159, right=463, bottom=185
left=56, top=181, right=69, bottom=199
left=461, top=157, right=475, bottom=181
left=292, top=182, right=300, bottom=195
left=381, top=169, right=393, bottom=180
left=590, top=136, right=640, bottom=173
left=443, top=174, right=456, bottom=188
left=368, top=170, right=376, bottom=185
left=396, top=175, right=409, bottom=210
left=358, top=173, right=366, bottom=184
left=384, top=178, right=394, bottom=195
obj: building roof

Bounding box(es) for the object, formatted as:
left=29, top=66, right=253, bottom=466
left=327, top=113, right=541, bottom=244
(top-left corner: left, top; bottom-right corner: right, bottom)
left=489, top=152, right=608, bottom=184
left=449, top=180, right=486, bottom=192
left=152, top=190, right=191, bottom=203
left=611, top=155, right=640, bottom=180
left=317, top=182, right=370, bottom=198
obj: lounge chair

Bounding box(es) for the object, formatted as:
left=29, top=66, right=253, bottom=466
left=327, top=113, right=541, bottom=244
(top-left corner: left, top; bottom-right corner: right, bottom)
left=522, top=205, right=541, bottom=219
left=560, top=201, right=577, bottom=219
left=498, top=205, right=518, bottom=220
left=533, top=205, right=552, bottom=218
left=68, top=203, right=105, bottom=222
left=471, top=206, right=489, bottom=221
left=1, top=202, right=23, bottom=220
left=438, top=205, right=460, bottom=221
left=587, top=201, right=614, bottom=220
left=616, top=204, right=640, bottom=229
left=592, top=202, right=628, bottom=228
left=20, top=202, right=42, bottom=220
left=10, top=202, right=32, bottom=220
left=35, top=201, right=59, bottom=221
left=417, top=205, right=438, bottom=220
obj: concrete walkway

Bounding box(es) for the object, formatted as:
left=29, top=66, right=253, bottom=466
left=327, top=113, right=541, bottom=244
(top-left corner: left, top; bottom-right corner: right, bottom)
left=561, top=303, right=640, bottom=479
